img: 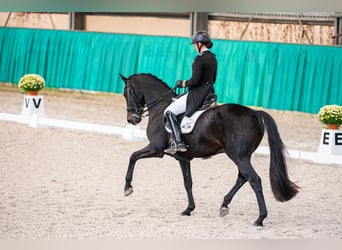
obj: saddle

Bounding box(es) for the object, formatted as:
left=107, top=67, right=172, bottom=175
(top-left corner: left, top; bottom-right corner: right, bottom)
left=165, top=93, right=217, bottom=134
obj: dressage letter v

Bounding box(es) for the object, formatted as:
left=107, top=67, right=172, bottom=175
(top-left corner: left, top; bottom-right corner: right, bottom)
left=25, top=98, right=30, bottom=108
left=32, top=98, right=41, bottom=108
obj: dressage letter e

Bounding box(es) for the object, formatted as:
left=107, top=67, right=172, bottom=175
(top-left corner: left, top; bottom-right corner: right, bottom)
left=336, top=133, right=342, bottom=146
left=323, top=132, right=329, bottom=145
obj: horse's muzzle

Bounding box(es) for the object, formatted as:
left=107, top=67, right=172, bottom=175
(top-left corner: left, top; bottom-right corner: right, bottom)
left=127, top=112, right=142, bottom=125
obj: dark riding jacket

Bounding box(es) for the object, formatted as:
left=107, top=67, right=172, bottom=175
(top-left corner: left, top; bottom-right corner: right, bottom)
left=184, top=50, right=217, bottom=117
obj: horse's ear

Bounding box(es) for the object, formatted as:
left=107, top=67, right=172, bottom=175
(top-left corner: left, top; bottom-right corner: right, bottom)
left=119, top=73, right=128, bottom=84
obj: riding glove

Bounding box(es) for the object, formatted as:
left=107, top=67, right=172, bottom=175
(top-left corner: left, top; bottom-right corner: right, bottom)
left=176, top=80, right=186, bottom=88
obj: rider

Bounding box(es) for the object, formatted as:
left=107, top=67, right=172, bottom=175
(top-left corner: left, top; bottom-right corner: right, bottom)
left=164, top=30, right=217, bottom=154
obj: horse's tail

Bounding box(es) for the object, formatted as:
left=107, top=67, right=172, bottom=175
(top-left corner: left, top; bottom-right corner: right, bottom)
left=256, top=110, right=299, bottom=202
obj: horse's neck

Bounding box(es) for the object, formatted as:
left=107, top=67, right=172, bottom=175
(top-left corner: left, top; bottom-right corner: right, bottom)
left=146, top=95, right=172, bottom=115
left=143, top=86, right=173, bottom=119
left=137, top=75, right=175, bottom=116
left=141, top=81, right=174, bottom=108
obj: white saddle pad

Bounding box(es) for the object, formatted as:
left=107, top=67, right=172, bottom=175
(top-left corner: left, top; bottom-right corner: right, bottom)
left=180, top=110, right=207, bottom=134
left=164, top=110, right=207, bottom=134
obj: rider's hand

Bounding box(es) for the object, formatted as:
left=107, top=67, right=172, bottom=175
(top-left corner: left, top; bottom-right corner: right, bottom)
left=176, top=80, right=186, bottom=88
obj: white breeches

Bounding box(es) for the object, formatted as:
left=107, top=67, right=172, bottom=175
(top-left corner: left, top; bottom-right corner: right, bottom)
left=164, top=93, right=188, bottom=116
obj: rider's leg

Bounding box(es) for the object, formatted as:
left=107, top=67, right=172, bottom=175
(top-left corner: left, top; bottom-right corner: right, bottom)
left=164, top=93, right=188, bottom=116
left=164, top=94, right=188, bottom=154
left=164, top=110, right=187, bottom=154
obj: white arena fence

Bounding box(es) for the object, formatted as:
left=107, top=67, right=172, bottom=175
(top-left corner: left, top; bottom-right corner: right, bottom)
left=0, top=112, right=341, bottom=166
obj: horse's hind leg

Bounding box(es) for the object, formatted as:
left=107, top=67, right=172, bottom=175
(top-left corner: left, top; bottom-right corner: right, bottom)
left=238, top=158, right=268, bottom=226
left=179, top=159, right=195, bottom=216
left=219, top=172, right=247, bottom=217
left=222, top=157, right=267, bottom=226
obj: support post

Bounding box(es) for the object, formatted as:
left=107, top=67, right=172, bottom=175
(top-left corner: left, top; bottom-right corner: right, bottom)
left=69, top=12, right=85, bottom=30
left=190, top=12, right=208, bottom=35
left=333, top=16, right=342, bottom=45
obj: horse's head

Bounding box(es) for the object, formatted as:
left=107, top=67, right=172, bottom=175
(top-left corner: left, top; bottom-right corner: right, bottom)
left=120, top=74, right=145, bottom=125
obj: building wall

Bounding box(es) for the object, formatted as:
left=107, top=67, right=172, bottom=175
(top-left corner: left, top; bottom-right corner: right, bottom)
left=0, top=12, right=190, bottom=37
left=0, top=12, right=69, bottom=30
left=209, top=20, right=335, bottom=45
left=85, top=15, right=190, bottom=37
left=0, top=12, right=335, bottom=45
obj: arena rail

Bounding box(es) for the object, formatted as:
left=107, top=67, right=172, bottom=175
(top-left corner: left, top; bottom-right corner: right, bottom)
left=0, top=112, right=341, bottom=165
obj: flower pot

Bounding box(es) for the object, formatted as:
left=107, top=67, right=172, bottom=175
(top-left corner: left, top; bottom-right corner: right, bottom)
left=28, top=91, right=39, bottom=96
left=328, top=124, right=340, bottom=130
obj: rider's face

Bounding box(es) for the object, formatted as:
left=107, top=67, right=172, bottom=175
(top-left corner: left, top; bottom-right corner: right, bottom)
left=194, top=42, right=204, bottom=54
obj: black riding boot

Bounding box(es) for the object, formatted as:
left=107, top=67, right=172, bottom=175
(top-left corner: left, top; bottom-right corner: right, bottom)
left=164, top=111, right=187, bottom=154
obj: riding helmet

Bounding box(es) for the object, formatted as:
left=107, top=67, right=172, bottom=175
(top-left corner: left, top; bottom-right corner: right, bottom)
left=191, top=30, right=213, bottom=48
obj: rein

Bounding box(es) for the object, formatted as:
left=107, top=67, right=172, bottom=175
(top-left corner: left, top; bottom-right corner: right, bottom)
left=141, top=86, right=178, bottom=117
left=126, top=78, right=178, bottom=118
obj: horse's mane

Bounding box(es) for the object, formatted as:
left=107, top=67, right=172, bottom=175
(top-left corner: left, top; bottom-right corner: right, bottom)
left=130, top=73, right=171, bottom=89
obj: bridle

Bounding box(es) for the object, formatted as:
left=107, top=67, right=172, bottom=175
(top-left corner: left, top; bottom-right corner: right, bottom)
left=125, top=80, right=145, bottom=120
left=125, top=78, right=178, bottom=119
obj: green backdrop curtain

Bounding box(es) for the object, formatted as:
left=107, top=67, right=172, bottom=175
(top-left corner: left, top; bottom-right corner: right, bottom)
left=0, top=27, right=341, bottom=114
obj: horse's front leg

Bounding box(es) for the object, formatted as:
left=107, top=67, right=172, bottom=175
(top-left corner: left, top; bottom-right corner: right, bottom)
left=124, top=143, right=163, bottom=196
left=179, top=159, right=195, bottom=216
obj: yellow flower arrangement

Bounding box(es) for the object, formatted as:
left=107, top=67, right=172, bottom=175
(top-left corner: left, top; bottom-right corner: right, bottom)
left=18, top=74, right=45, bottom=94
left=318, top=105, right=342, bottom=127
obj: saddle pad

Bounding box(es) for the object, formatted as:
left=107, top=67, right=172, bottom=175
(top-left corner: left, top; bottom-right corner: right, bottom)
left=164, top=110, right=207, bottom=134
left=180, top=110, right=207, bottom=134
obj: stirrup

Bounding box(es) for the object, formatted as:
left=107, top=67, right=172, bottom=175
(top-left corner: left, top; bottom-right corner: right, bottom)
left=164, top=141, right=187, bottom=155
left=176, top=143, right=187, bottom=152
left=164, top=147, right=177, bottom=155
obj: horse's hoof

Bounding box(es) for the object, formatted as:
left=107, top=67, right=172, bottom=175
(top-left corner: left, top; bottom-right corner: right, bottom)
left=253, top=220, right=264, bottom=227
left=124, top=187, right=133, bottom=196
left=181, top=210, right=191, bottom=216
left=219, top=206, right=229, bottom=217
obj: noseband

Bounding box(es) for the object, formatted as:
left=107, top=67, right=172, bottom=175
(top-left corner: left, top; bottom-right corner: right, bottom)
left=125, top=80, right=145, bottom=119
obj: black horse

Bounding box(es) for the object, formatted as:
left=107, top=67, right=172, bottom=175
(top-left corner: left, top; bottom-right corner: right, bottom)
left=119, top=73, right=299, bottom=226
